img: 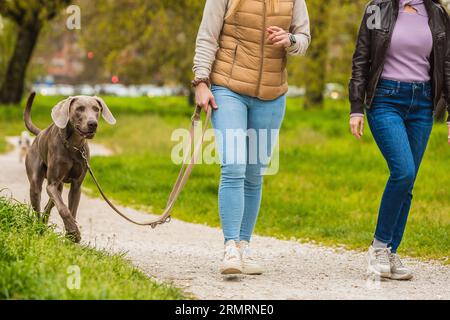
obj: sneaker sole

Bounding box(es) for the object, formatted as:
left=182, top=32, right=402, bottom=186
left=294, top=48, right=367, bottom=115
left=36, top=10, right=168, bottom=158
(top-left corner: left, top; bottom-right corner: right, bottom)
left=220, top=267, right=242, bottom=275
left=389, top=273, right=413, bottom=281
left=242, top=270, right=263, bottom=275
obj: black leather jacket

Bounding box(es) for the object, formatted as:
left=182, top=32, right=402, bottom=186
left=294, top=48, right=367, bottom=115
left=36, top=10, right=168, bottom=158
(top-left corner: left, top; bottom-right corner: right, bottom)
left=349, top=0, right=450, bottom=121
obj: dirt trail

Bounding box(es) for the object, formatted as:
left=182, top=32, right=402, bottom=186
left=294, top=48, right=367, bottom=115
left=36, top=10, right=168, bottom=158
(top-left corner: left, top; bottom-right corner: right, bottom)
left=1, top=137, right=449, bottom=300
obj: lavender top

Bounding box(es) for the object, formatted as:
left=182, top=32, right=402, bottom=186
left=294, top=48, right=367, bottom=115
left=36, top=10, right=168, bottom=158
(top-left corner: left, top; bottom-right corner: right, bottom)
left=381, top=0, right=433, bottom=82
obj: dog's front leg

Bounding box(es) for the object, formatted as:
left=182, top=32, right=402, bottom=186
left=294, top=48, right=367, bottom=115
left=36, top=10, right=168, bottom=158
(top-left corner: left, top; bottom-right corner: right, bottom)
left=47, top=182, right=81, bottom=243
left=68, top=180, right=82, bottom=219
left=42, top=183, right=62, bottom=224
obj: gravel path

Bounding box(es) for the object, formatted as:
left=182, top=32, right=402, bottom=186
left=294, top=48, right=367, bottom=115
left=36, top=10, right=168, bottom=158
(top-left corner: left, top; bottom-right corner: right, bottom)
left=1, top=136, right=449, bottom=300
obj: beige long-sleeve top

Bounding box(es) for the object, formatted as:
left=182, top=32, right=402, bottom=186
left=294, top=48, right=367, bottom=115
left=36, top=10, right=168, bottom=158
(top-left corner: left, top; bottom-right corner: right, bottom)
left=193, top=0, right=311, bottom=79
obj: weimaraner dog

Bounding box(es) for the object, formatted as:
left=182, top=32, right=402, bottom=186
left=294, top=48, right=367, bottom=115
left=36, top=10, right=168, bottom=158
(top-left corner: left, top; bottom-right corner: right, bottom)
left=24, top=92, right=116, bottom=242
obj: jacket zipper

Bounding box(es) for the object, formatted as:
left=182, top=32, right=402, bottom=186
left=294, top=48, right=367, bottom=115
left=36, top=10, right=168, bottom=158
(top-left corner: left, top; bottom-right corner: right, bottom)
left=369, top=5, right=399, bottom=107
left=433, top=38, right=437, bottom=106
left=256, top=1, right=267, bottom=97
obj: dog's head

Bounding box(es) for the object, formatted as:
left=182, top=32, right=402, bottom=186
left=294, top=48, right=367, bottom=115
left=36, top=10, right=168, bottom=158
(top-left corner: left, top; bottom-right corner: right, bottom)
left=51, top=96, right=116, bottom=139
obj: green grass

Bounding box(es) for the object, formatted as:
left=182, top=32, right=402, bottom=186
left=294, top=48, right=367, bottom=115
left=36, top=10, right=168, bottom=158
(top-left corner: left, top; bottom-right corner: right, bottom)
left=0, top=138, right=6, bottom=153
left=0, top=197, right=185, bottom=299
left=1, top=95, right=449, bottom=262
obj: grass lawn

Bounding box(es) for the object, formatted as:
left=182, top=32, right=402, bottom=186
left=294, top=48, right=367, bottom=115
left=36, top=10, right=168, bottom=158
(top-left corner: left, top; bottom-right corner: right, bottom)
left=0, top=197, right=185, bottom=299
left=1, top=95, right=449, bottom=262
left=0, top=138, right=7, bottom=153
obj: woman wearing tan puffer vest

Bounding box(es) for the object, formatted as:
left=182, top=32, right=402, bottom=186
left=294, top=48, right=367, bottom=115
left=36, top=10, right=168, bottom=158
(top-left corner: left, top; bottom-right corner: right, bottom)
left=192, top=0, right=310, bottom=275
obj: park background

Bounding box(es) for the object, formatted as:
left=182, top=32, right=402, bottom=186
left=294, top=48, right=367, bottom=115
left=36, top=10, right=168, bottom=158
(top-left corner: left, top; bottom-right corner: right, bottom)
left=0, top=0, right=449, bottom=299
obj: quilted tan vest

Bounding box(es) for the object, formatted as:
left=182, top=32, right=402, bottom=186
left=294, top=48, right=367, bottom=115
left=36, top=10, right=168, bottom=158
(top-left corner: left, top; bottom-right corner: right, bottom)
left=210, top=0, right=294, bottom=100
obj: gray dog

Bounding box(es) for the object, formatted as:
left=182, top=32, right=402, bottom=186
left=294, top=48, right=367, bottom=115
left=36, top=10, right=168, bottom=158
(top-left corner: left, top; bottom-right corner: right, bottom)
left=24, top=92, right=116, bottom=242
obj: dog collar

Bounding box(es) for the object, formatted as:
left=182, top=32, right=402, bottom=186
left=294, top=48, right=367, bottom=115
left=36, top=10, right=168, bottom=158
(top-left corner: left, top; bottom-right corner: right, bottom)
left=58, top=130, right=87, bottom=155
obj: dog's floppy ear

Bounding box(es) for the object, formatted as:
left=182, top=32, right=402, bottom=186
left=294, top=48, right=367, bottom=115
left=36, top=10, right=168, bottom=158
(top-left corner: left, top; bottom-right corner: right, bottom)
left=94, top=96, right=116, bottom=125
left=51, top=97, right=75, bottom=129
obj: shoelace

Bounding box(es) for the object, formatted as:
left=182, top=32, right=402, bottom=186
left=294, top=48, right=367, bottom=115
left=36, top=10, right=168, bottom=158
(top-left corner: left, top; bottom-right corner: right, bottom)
left=390, top=254, right=404, bottom=268
left=225, top=246, right=239, bottom=260
left=242, top=247, right=254, bottom=260
left=375, top=248, right=390, bottom=264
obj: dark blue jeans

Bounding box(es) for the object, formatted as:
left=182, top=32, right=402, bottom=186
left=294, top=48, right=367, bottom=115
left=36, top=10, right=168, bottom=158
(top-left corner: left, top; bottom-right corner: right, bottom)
left=367, top=78, right=434, bottom=253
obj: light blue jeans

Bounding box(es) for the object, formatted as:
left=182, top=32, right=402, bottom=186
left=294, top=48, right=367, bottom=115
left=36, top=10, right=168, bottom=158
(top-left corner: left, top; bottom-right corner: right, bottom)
left=211, top=85, right=286, bottom=243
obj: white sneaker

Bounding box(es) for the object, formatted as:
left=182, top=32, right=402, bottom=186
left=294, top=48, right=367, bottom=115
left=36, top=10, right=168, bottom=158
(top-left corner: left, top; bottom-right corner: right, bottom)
left=219, top=240, right=242, bottom=275
left=389, top=253, right=413, bottom=280
left=239, top=241, right=264, bottom=275
left=367, top=246, right=391, bottom=278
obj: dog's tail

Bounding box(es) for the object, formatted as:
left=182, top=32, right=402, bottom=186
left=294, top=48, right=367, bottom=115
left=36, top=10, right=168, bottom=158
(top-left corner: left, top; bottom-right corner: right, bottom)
left=23, top=92, right=41, bottom=136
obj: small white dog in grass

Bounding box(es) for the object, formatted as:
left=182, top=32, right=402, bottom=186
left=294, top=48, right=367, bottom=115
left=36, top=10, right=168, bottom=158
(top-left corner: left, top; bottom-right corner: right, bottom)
left=18, top=131, right=31, bottom=163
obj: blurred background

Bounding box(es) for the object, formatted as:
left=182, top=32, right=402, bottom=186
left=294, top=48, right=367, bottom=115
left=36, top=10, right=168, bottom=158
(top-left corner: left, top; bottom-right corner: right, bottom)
left=0, top=0, right=449, bottom=262
left=2, top=0, right=448, bottom=111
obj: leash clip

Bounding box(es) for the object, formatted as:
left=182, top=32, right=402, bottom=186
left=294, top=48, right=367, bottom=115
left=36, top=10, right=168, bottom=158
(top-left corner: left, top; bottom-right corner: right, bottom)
left=149, top=215, right=172, bottom=229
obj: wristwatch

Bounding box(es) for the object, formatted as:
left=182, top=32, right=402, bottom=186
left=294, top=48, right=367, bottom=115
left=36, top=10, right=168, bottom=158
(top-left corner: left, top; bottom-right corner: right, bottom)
left=288, top=33, right=297, bottom=47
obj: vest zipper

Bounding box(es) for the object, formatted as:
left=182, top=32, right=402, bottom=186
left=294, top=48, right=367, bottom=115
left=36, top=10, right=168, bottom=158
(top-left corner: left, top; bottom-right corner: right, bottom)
left=256, top=1, right=267, bottom=97
left=228, top=44, right=239, bottom=84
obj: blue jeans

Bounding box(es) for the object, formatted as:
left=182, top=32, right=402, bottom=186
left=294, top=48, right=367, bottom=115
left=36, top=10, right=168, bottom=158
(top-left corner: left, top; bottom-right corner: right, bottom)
left=367, top=79, right=434, bottom=253
left=211, top=85, right=286, bottom=243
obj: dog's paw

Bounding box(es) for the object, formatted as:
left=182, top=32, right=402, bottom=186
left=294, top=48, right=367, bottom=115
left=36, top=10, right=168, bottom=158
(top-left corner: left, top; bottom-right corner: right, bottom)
left=65, top=223, right=81, bottom=243
left=66, top=231, right=81, bottom=243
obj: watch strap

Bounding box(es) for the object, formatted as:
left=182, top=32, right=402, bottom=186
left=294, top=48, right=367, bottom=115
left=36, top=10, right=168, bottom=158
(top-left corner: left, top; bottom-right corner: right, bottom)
left=191, top=78, right=211, bottom=88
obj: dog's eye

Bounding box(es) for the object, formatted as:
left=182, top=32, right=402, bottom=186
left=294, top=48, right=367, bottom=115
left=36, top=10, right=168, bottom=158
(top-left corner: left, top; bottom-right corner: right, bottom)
left=92, top=106, right=100, bottom=113
left=77, top=106, right=85, bottom=113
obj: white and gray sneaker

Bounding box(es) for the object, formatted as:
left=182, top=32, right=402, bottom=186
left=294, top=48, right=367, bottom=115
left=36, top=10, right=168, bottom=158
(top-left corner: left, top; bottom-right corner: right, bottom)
left=389, top=253, right=413, bottom=280
left=239, top=241, right=264, bottom=275
left=220, top=240, right=243, bottom=275
left=367, top=246, right=391, bottom=278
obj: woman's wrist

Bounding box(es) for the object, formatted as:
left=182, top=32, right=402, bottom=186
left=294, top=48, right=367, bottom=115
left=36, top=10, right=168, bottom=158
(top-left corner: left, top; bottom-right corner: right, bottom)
left=191, top=77, right=211, bottom=88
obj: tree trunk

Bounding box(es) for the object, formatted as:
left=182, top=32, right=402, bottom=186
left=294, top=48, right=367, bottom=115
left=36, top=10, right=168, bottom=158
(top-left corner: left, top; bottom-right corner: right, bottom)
left=0, top=20, right=41, bottom=105
left=304, top=47, right=326, bottom=109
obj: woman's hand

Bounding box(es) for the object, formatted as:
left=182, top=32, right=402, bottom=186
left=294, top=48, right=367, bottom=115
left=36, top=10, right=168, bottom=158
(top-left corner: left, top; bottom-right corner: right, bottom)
left=267, top=26, right=291, bottom=48
left=350, top=116, right=365, bottom=140
left=195, top=82, right=218, bottom=112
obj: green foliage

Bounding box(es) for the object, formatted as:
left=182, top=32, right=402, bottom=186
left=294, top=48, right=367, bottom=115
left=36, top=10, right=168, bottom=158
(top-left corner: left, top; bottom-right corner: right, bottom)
left=0, top=0, right=73, bottom=104
left=0, top=0, right=71, bottom=24
left=78, top=0, right=205, bottom=85
left=0, top=196, right=185, bottom=299
left=289, top=0, right=368, bottom=107
left=77, top=0, right=370, bottom=93
left=24, top=0, right=368, bottom=97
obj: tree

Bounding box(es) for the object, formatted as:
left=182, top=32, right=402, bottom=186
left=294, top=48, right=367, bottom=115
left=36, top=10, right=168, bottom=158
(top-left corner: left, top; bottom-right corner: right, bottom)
left=0, top=0, right=70, bottom=104
left=80, top=0, right=204, bottom=91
